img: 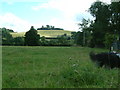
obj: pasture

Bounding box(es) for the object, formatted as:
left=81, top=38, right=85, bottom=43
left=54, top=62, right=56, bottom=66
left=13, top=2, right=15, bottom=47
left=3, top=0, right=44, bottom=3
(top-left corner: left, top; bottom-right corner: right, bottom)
left=11, top=30, right=72, bottom=38
left=2, top=46, right=119, bottom=88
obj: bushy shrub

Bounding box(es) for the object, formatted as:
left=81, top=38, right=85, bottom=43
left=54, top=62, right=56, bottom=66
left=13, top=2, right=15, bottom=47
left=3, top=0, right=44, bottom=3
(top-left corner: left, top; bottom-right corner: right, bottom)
left=1, top=28, right=14, bottom=45
left=40, top=34, right=73, bottom=46
left=104, top=33, right=114, bottom=49
left=13, top=37, right=24, bottom=46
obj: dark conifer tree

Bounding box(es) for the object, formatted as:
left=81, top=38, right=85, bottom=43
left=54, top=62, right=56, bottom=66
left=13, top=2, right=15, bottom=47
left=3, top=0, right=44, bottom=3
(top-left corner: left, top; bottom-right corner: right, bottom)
left=25, top=26, right=40, bottom=46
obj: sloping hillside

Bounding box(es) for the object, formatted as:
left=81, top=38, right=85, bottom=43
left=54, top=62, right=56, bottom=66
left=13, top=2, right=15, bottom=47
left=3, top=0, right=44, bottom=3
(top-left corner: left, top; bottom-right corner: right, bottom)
left=11, top=30, right=74, bottom=38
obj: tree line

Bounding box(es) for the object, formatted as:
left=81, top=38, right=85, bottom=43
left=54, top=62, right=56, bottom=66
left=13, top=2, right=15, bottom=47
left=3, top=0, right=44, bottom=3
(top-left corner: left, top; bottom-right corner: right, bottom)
left=37, top=25, right=64, bottom=30
left=0, top=26, right=72, bottom=46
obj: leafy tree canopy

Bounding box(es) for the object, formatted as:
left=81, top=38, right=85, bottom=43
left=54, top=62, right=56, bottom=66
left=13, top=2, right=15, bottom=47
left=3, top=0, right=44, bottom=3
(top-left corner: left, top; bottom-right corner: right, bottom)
left=25, top=26, right=40, bottom=46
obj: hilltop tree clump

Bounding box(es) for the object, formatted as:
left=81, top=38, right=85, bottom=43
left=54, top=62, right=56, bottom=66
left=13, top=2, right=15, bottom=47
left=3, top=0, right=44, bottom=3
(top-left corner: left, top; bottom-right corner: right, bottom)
left=37, top=25, right=64, bottom=30
left=25, top=26, right=40, bottom=46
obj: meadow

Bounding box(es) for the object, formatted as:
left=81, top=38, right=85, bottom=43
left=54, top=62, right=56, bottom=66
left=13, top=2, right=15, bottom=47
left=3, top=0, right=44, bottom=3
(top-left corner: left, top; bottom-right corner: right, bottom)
left=2, top=46, right=119, bottom=88
left=11, top=30, right=72, bottom=38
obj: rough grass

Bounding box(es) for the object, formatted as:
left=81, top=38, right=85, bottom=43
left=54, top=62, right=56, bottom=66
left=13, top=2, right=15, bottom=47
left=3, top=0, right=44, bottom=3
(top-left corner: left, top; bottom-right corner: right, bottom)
left=2, top=46, right=120, bottom=88
left=11, top=30, right=72, bottom=37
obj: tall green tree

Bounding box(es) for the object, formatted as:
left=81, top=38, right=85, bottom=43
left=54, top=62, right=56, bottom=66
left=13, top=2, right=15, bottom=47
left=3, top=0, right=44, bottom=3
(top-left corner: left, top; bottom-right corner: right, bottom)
left=78, top=18, right=91, bottom=46
left=89, top=1, right=111, bottom=47
left=25, top=26, right=40, bottom=46
left=110, top=1, right=120, bottom=41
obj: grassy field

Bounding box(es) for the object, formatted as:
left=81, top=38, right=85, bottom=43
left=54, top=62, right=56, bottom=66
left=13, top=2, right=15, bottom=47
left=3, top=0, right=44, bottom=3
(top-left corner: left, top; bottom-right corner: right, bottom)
left=11, top=30, right=73, bottom=37
left=2, top=46, right=119, bottom=88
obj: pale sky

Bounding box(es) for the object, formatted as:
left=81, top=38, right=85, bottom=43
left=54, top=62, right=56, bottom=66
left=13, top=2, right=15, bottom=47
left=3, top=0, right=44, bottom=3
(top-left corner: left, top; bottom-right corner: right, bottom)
left=0, top=0, right=111, bottom=32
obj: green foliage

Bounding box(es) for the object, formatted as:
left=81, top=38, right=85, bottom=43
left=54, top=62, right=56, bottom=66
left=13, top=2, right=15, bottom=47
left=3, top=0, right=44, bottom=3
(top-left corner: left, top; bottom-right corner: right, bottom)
left=57, top=34, right=72, bottom=46
left=25, top=26, right=40, bottom=46
left=49, top=39, right=58, bottom=46
left=40, top=34, right=73, bottom=46
left=88, top=1, right=111, bottom=48
left=1, top=28, right=13, bottom=45
left=78, top=18, right=95, bottom=47
left=110, top=2, right=120, bottom=41
left=13, top=37, right=24, bottom=46
left=89, top=1, right=110, bottom=22
left=75, top=32, right=83, bottom=46
left=104, top=33, right=114, bottom=49
left=40, top=36, right=49, bottom=46
left=79, top=1, right=120, bottom=48
left=71, top=31, right=83, bottom=46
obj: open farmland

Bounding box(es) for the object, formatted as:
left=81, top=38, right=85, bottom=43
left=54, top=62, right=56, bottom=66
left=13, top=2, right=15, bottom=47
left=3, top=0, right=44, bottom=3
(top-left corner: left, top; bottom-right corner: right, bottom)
left=2, top=46, right=119, bottom=88
left=11, top=30, right=73, bottom=38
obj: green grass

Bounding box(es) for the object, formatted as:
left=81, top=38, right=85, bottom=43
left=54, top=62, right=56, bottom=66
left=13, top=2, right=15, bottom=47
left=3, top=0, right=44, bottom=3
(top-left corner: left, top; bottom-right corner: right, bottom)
left=11, top=30, right=73, bottom=37
left=0, top=46, right=2, bottom=89
left=2, top=46, right=119, bottom=88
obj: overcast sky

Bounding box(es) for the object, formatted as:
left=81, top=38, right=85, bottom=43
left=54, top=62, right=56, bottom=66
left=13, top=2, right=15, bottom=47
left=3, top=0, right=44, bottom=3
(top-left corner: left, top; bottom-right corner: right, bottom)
left=0, top=0, right=111, bottom=32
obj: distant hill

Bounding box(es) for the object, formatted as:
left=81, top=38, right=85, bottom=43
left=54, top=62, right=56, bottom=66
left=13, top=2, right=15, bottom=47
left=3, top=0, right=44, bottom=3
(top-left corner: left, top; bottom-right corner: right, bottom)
left=10, top=30, right=75, bottom=38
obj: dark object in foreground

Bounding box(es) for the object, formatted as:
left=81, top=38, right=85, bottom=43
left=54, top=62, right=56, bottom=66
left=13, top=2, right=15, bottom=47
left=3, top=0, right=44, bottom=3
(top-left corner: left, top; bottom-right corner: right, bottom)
left=89, top=52, right=120, bottom=69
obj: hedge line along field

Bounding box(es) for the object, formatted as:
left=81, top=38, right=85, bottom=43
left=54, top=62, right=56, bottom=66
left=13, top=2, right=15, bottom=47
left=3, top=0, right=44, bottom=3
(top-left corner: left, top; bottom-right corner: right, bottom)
left=11, top=30, right=72, bottom=38
left=2, top=46, right=119, bottom=88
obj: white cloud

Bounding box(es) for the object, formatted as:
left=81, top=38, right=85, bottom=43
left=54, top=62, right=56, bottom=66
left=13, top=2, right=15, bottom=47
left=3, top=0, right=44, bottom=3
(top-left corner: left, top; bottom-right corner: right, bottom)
left=48, top=18, right=78, bottom=31
left=0, top=13, right=31, bottom=32
left=1, top=0, right=48, bottom=3
left=32, top=0, right=95, bottom=15
left=32, top=0, right=93, bottom=31
left=31, top=0, right=111, bottom=31
left=32, top=0, right=111, bottom=14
